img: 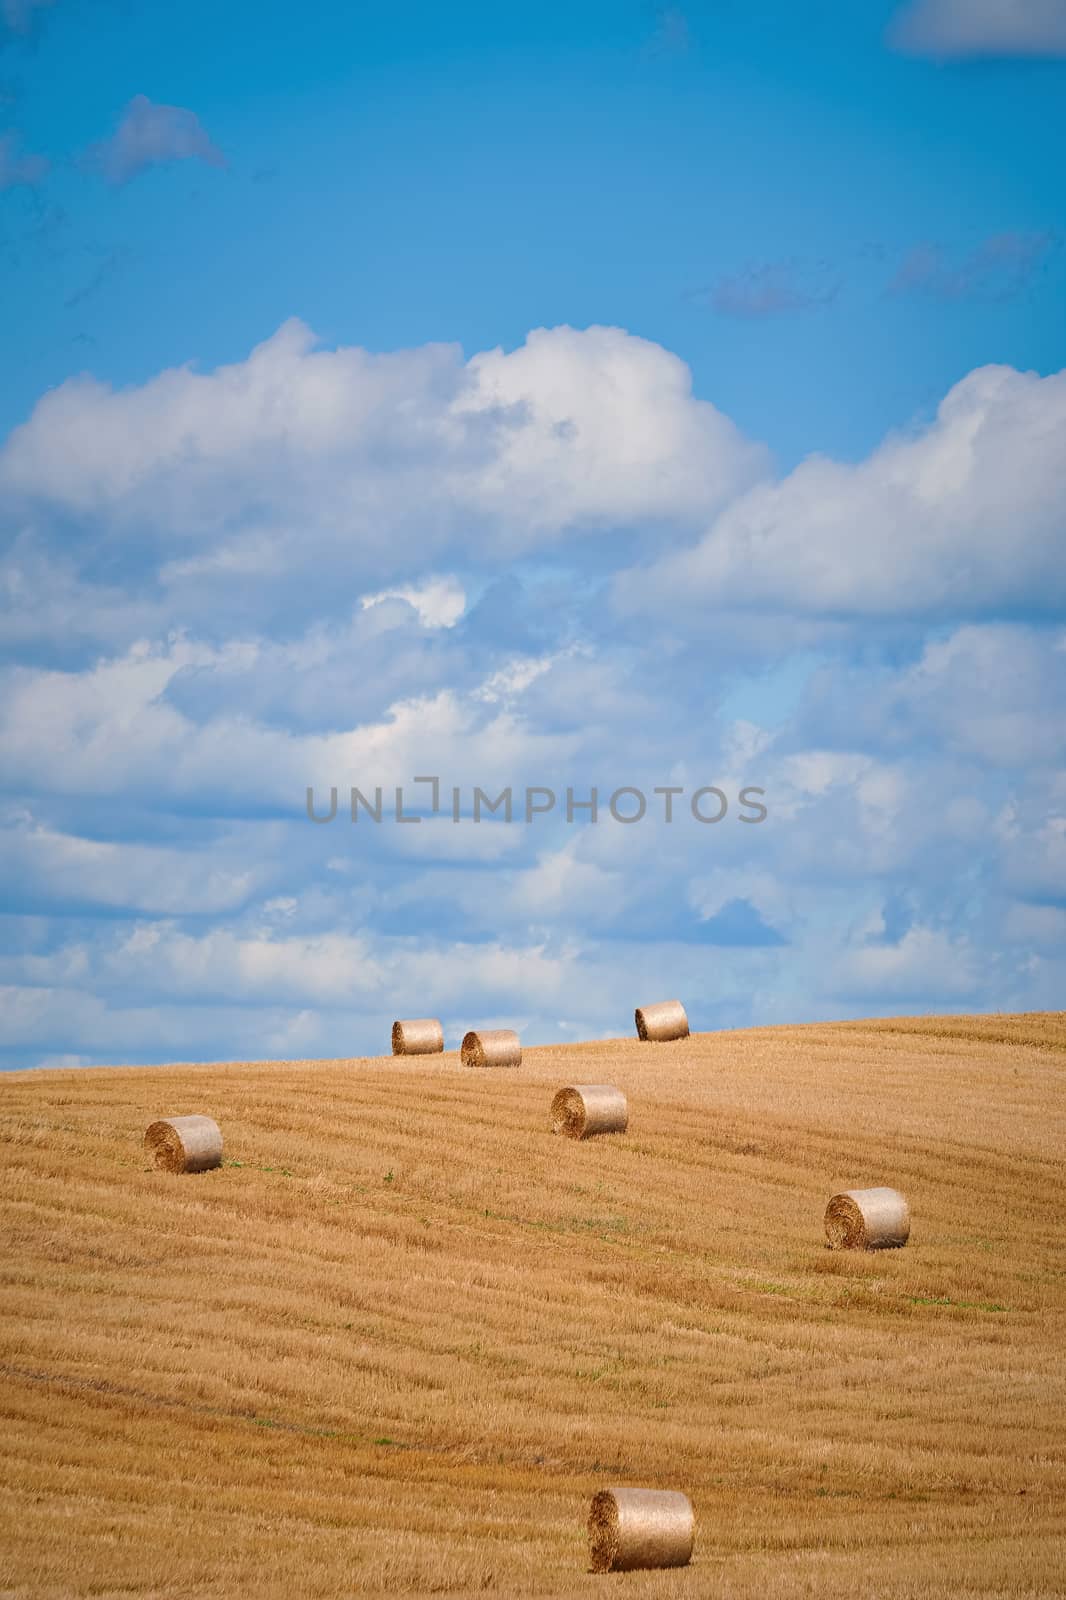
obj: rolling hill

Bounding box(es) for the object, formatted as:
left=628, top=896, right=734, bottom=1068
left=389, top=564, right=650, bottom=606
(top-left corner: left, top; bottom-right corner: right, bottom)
left=2, top=1013, right=1064, bottom=1597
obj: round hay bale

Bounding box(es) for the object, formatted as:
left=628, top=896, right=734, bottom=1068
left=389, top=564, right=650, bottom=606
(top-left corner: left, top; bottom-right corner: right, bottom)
left=634, top=999, right=689, bottom=1042
left=460, top=1028, right=521, bottom=1068
left=825, top=1186, right=910, bottom=1250
left=144, top=1115, right=222, bottom=1174
left=391, top=1018, right=444, bottom=1056
left=588, top=1487, right=694, bottom=1573
left=551, top=1085, right=627, bottom=1140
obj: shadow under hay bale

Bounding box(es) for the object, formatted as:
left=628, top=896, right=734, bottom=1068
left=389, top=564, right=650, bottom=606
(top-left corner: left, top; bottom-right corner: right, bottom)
left=634, top=999, right=689, bottom=1042
left=588, top=1486, right=694, bottom=1573
left=825, top=1186, right=910, bottom=1250
left=391, top=1018, right=444, bottom=1056
left=551, top=1085, right=627, bottom=1140
left=144, top=1115, right=223, bottom=1174
left=461, top=1028, right=521, bottom=1068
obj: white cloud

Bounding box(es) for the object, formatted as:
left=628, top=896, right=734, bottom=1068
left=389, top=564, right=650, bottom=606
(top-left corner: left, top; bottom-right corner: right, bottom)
left=0, top=635, right=580, bottom=807
left=0, top=533, right=167, bottom=656
left=360, top=576, right=466, bottom=629
left=687, top=868, right=793, bottom=928
left=456, top=324, right=766, bottom=532
left=0, top=813, right=262, bottom=914
left=882, top=626, right=1066, bottom=766
left=615, top=364, right=1066, bottom=621
left=103, top=924, right=388, bottom=1005
left=1001, top=810, right=1066, bottom=897
left=831, top=926, right=981, bottom=1001
left=473, top=649, right=574, bottom=704
left=789, top=626, right=1066, bottom=770
left=505, top=838, right=627, bottom=921
left=1003, top=901, right=1066, bottom=946
left=4, top=924, right=583, bottom=1018
left=1, top=319, right=1062, bottom=1063
left=890, top=0, right=1066, bottom=58
left=88, top=95, right=225, bottom=185
left=385, top=816, right=525, bottom=863
left=0, top=321, right=766, bottom=587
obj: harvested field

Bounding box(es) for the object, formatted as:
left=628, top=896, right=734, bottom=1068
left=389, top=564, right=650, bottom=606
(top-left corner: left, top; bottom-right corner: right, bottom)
left=1, top=1013, right=1064, bottom=1598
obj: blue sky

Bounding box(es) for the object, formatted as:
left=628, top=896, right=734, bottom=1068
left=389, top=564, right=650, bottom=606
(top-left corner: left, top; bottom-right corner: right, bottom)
left=1, top=0, right=1064, bottom=1066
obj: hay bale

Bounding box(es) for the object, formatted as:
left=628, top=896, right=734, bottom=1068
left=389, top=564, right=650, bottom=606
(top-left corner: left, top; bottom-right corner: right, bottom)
left=588, top=1487, right=694, bottom=1573
left=634, top=999, right=689, bottom=1042
left=144, top=1115, right=222, bottom=1174
left=825, top=1186, right=910, bottom=1250
left=391, top=1018, right=444, bottom=1056
left=460, top=1028, right=521, bottom=1068
left=551, top=1085, right=627, bottom=1140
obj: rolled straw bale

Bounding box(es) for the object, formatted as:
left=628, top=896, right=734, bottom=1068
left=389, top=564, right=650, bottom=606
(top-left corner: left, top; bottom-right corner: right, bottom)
left=588, top=1487, right=694, bottom=1573
left=391, top=1017, right=444, bottom=1056
left=634, top=999, right=689, bottom=1042
left=825, top=1186, right=910, bottom=1250
left=461, top=1028, right=521, bottom=1068
left=551, top=1085, right=627, bottom=1140
left=144, top=1115, right=222, bottom=1174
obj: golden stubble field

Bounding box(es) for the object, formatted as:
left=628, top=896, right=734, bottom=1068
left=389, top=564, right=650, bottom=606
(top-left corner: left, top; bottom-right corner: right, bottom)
left=2, top=1013, right=1064, bottom=1599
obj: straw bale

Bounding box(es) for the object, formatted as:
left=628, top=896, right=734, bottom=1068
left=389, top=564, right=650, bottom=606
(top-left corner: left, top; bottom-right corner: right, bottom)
left=391, top=1018, right=444, bottom=1056
left=551, top=1084, right=627, bottom=1139
left=825, top=1186, right=910, bottom=1250
left=588, top=1487, right=694, bottom=1573
left=460, top=1029, right=521, bottom=1068
left=144, top=1115, right=222, bottom=1174
left=634, top=999, right=689, bottom=1042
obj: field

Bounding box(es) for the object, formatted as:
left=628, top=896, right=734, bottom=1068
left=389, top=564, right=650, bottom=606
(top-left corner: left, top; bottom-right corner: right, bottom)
left=2, top=1013, right=1065, bottom=1598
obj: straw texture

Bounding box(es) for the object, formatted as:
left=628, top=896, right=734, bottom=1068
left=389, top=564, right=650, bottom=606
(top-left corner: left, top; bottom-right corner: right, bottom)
left=461, top=1029, right=521, bottom=1068
left=588, top=1487, right=694, bottom=1573
left=391, top=1018, right=444, bottom=1056
left=825, top=1186, right=911, bottom=1250
left=143, top=1115, right=222, bottom=1174
left=635, top=999, right=689, bottom=1042
left=551, top=1084, right=627, bottom=1140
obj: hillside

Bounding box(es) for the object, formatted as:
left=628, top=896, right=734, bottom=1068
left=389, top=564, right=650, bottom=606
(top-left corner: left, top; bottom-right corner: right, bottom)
left=2, top=1014, right=1065, bottom=1598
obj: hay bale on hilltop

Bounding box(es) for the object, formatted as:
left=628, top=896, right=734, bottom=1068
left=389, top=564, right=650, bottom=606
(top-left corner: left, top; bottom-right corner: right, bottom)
left=588, top=1487, right=694, bottom=1573
left=391, top=1018, right=444, bottom=1056
left=551, top=1085, right=627, bottom=1140
left=825, top=1186, right=910, bottom=1250
left=460, top=1029, right=521, bottom=1068
left=144, top=1115, right=223, bottom=1175
left=635, top=999, right=689, bottom=1042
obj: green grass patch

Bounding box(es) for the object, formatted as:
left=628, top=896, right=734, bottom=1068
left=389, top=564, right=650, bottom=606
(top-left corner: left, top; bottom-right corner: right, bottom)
left=907, top=1295, right=1009, bottom=1312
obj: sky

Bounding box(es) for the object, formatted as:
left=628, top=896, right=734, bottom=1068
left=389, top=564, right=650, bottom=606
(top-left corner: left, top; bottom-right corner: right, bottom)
left=1, top=0, right=1064, bottom=1067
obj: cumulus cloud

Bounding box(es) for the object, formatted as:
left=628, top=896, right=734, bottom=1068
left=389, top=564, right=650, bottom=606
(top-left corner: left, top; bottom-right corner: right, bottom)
left=0, top=633, right=584, bottom=808
left=0, top=811, right=263, bottom=914
left=86, top=94, right=225, bottom=185
left=1004, top=900, right=1066, bottom=945
left=0, top=321, right=766, bottom=622
left=360, top=576, right=466, bottom=629
left=0, top=533, right=169, bottom=664
left=1, top=319, right=1062, bottom=1064
left=789, top=626, right=1066, bottom=768
left=615, top=363, right=1066, bottom=621
left=889, top=0, right=1066, bottom=58
left=831, top=925, right=981, bottom=1002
